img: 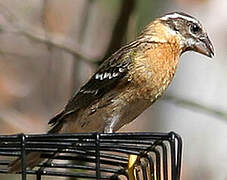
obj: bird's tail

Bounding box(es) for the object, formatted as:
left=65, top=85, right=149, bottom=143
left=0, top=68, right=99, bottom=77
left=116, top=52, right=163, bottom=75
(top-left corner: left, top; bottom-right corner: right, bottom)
left=8, top=112, right=64, bottom=173
left=8, top=152, right=44, bottom=173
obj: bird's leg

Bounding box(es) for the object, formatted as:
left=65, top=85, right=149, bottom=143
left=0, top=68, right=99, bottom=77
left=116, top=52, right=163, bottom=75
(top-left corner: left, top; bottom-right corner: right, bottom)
left=104, top=127, right=113, bottom=133
left=104, top=114, right=120, bottom=133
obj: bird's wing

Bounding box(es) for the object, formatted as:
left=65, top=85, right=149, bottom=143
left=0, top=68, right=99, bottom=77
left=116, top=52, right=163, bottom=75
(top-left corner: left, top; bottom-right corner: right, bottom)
left=48, top=42, right=139, bottom=133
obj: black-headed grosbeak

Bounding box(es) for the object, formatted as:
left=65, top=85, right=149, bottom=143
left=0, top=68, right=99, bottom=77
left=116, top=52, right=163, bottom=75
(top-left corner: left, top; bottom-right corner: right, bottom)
left=9, top=12, right=214, bottom=172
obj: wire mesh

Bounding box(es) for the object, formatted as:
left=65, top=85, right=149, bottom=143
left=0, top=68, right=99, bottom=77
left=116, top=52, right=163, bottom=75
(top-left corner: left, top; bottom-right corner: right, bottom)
left=0, top=131, right=182, bottom=180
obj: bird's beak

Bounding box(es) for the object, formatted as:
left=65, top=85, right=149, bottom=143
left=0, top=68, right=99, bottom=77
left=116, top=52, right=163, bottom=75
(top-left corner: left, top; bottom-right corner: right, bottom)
left=194, top=35, right=215, bottom=58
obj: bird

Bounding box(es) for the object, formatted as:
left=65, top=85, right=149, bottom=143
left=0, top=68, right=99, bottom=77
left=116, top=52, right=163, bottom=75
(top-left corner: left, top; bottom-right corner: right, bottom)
left=9, top=12, right=214, bottom=172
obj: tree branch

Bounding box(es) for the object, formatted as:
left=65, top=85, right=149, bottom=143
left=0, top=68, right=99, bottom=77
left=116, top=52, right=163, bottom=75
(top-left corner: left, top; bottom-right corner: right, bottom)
left=19, top=29, right=96, bottom=62
left=101, top=0, right=136, bottom=62
left=163, top=95, right=227, bottom=121
left=0, top=2, right=98, bottom=63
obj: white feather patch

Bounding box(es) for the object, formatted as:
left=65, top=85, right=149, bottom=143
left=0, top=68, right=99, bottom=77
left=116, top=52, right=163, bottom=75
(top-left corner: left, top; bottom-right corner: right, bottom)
left=160, top=12, right=199, bottom=24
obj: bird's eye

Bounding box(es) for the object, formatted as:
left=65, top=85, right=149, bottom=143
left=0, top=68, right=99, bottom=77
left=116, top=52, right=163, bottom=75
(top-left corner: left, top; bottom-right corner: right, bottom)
left=190, top=23, right=201, bottom=35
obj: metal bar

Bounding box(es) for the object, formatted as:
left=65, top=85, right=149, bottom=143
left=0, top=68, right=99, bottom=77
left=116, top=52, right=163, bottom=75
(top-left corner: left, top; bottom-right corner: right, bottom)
left=160, top=142, right=168, bottom=180
left=20, top=134, right=26, bottom=180
left=147, top=154, right=155, bottom=180
left=140, top=158, right=148, bottom=180
left=169, top=132, right=177, bottom=180
left=39, top=163, right=124, bottom=174
left=100, top=132, right=171, bottom=138
left=0, top=131, right=183, bottom=180
left=95, top=133, right=101, bottom=179
left=175, top=133, right=183, bottom=180
left=36, top=173, right=41, bottom=180
left=154, top=149, right=161, bottom=180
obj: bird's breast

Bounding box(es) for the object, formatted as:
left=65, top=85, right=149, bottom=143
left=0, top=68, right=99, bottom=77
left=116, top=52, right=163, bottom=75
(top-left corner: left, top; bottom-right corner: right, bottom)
left=128, top=42, right=180, bottom=100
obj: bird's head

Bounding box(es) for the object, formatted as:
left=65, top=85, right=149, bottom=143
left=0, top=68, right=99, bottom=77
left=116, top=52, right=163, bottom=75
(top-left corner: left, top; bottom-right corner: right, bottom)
left=141, top=12, right=214, bottom=58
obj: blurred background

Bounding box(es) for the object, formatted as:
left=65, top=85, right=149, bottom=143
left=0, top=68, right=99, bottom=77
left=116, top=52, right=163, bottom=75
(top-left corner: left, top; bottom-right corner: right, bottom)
left=0, top=0, right=226, bottom=179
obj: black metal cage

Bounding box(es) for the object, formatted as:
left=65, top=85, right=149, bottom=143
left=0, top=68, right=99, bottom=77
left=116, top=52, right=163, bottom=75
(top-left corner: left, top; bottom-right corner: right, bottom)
left=0, top=132, right=182, bottom=180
